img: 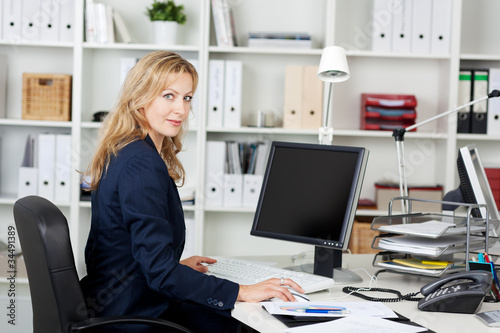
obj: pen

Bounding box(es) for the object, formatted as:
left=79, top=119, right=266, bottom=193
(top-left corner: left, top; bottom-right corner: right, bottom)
left=294, top=308, right=350, bottom=314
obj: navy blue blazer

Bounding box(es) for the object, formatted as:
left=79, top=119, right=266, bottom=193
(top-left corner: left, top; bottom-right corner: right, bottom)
left=80, top=135, right=239, bottom=320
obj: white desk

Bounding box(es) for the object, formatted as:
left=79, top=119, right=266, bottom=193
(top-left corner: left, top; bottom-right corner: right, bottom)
left=231, top=254, right=500, bottom=333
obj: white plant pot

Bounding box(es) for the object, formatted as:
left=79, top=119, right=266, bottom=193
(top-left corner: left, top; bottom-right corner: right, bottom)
left=152, top=21, right=178, bottom=45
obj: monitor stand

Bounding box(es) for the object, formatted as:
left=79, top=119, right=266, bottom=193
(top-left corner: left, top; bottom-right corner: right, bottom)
left=284, top=246, right=363, bottom=284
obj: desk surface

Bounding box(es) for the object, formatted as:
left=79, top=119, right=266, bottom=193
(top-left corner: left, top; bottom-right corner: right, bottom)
left=231, top=254, right=499, bottom=333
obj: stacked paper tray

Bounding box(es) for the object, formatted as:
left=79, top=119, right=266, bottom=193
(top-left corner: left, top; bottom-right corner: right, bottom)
left=371, top=213, right=492, bottom=238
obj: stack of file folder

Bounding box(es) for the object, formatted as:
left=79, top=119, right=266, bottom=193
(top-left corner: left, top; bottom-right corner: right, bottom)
left=361, top=94, right=417, bottom=131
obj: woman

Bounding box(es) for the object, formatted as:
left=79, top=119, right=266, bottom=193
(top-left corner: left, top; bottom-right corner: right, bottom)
left=80, top=51, right=303, bottom=332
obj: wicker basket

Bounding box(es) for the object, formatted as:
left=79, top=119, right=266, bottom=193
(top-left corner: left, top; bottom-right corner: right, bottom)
left=349, top=221, right=380, bottom=254
left=22, top=73, right=72, bottom=121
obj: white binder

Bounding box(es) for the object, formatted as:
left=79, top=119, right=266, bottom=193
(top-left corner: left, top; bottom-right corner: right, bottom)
left=487, top=68, right=500, bottom=135
left=18, top=167, right=38, bottom=198
left=0, top=54, right=6, bottom=117
left=411, top=0, right=432, bottom=53
left=59, top=0, right=74, bottom=43
left=223, top=174, right=243, bottom=207
left=207, top=60, right=225, bottom=127
left=18, top=135, right=38, bottom=198
left=38, top=133, right=56, bottom=201
left=3, top=0, right=22, bottom=42
left=223, top=60, right=242, bottom=128
left=301, top=65, right=322, bottom=129
left=371, top=0, right=393, bottom=52
left=21, top=0, right=41, bottom=42
left=40, top=0, right=60, bottom=43
left=242, top=174, right=263, bottom=208
left=187, top=58, right=200, bottom=128
left=205, top=141, right=226, bottom=207
left=430, top=0, right=452, bottom=55
left=55, top=134, right=71, bottom=202
left=391, top=0, right=412, bottom=53
left=283, top=65, right=303, bottom=129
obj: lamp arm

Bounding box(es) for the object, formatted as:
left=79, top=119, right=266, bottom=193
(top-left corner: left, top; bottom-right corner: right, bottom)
left=391, top=90, right=500, bottom=214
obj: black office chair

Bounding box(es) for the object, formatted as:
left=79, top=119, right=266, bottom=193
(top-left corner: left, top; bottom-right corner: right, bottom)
left=13, top=195, right=192, bottom=333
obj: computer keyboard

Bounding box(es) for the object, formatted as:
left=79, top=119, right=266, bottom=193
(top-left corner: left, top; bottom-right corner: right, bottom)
left=207, top=257, right=335, bottom=294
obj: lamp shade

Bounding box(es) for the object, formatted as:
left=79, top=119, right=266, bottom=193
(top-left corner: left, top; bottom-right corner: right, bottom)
left=317, top=46, right=350, bottom=82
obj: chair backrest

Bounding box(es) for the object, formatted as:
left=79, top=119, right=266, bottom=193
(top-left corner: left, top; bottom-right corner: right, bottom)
left=14, top=196, right=89, bottom=333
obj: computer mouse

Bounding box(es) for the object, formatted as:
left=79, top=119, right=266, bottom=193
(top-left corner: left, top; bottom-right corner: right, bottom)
left=268, top=291, right=310, bottom=302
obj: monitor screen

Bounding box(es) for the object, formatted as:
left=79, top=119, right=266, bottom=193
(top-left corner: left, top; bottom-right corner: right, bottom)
left=250, top=141, right=369, bottom=280
left=458, top=144, right=500, bottom=222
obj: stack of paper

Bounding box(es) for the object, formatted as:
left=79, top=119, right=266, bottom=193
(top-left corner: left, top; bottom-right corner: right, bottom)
left=377, top=235, right=486, bottom=256
left=377, top=220, right=486, bottom=238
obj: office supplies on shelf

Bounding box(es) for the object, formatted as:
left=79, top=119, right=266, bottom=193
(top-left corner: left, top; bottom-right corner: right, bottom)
left=54, top=134, right=72, bottom=203
left=457, top=70, right=472, bottom=133
left=283, top=65, right=303, bottom=129
left=430, top=0, right=452, bottom=55
left=207, top=59, right=225, bottom=127
left=38, top=133, right=56, bottom=201
left=361, top=94, right=417, bottom=131
left=207, top=257, right=335, bottom=294
left=0, top=54, right=6, bottom=117
left=391, top=0, right=411, bottom=53
left=18, top=135, right=38, bottom=199
left=223, top=60, right=242, bottom=128
left=211, top=0, right=237, bottom=47
left=488, top=68, right=500, bottom=135
left=371, top=0, right=393, bottom=52
left=411, top=0, right=432, bottom=53
left=247, top=32, right=311, bottom=49
left=283, top=65, right=324, bottom=130
left=2, top=0, right=21, bottom=42
left=59, top=0, right=75, bottom=43
left=205, top=141, right=226, bottom=207
left=471, top=70, right=489, bottom=134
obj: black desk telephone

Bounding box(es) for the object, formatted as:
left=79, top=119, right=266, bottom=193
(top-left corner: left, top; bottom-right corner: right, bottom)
left=418, top=270, right=492, bottom=314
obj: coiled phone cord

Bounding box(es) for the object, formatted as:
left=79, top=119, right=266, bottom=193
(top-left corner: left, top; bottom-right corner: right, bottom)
left=342, top=286, right=423, bottom=302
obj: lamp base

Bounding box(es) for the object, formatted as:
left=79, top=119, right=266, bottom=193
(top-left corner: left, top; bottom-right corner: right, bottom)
left=319, top=127, right=334, bottom=145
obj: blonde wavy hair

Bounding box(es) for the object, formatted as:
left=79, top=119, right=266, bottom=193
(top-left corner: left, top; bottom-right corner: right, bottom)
left=84, top=51, right=199, bottom=190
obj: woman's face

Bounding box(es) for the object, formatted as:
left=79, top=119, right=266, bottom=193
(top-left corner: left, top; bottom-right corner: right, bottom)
left=142, top=72, right=193, bottom=151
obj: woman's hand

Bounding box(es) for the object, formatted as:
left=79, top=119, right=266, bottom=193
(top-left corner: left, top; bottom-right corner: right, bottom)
left=237, top=278, right=305, bottom=303
left=180, top=256, right=217, bottom=273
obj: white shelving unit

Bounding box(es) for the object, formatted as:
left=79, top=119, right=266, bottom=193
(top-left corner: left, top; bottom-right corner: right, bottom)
left=0, top=0, right=499, bottom=301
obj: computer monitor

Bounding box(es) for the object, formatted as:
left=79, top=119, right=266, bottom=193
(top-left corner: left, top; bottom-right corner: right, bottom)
left=444, top=144, right=500, bottom=235
left=250, top=141, right=369, bottom=283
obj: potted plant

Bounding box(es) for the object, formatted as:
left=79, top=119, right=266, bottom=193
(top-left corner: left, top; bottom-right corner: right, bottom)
left=145, top=0, right=187, bottom=45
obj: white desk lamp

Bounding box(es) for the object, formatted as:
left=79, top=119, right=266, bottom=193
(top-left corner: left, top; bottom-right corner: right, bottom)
left=393, top=89, right=500, bottom=213
left=317, top=46, right=350, bottom=145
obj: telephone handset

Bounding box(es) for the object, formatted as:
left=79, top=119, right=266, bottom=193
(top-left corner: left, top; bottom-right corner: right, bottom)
left=418, top=270, right=492, bottom=314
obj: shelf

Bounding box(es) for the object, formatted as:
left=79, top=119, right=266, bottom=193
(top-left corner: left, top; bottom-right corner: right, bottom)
left=0, top=41, right=73, bottom=48
left=83, top=42, right=200, bottom=52
left=456, top=133, right=500, bottom=141
left=206, top=127, right=448, bottom=139
left=208, top=46, right=323, bottom=56
left=0, top=119, right=72, bottom=128
left=461, top=53, right=500, bottom=61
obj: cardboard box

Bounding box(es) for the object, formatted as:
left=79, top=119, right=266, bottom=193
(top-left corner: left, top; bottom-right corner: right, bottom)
left=375, top=183, right=443, bottom=213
